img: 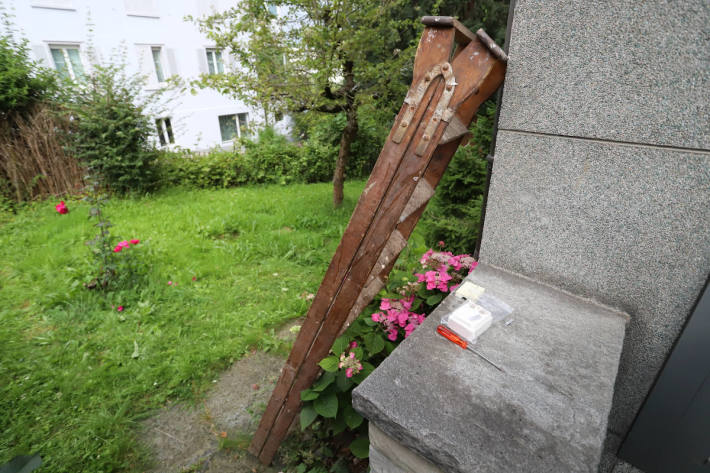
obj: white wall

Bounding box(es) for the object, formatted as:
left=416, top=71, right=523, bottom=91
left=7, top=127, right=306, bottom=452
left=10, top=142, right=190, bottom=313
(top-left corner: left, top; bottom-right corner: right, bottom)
left=10, top=0, right=265, bottom=150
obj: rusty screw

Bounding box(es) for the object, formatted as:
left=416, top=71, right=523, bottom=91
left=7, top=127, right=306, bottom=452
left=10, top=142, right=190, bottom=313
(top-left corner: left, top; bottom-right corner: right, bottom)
left=442, top=64, right=449, bottom=71
left=433, top=117, right=439, bottom=122
left=424, top=74, right=431, bottom=81
left=400, top=121, right=408, bottom=128
left=446, top=84, right=453, bottom=91
left=422, top=134, right=430, bottom=141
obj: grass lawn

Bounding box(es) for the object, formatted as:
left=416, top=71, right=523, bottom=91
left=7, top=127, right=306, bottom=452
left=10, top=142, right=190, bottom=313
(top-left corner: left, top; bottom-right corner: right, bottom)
left=0, top=181, right=366, bottom=472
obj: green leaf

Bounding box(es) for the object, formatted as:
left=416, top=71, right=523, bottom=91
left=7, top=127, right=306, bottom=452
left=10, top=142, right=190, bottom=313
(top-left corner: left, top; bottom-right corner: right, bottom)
left=300, top=404, right=317, bottom=430
left=331, top=413, right=347, bottom=435
left=318, top=356, right=339, bottom=372
left=313, top=391, right=338, bottom=418
left=331, top=336, right=348, bottom=355
left=364, top=333, right=385, bottom=356
left=300, top=389, right=319, bottom=401
left=349, top=434, right=370, bottom=459
left=335, top=370, right=352, bottom=391
left=329, top=458, right=349, bottom=473
left=343, top=404, right=364, bottom=430
left=426, top=294, right=443, bottom=306
left=311, top=371, right=335, bottom=392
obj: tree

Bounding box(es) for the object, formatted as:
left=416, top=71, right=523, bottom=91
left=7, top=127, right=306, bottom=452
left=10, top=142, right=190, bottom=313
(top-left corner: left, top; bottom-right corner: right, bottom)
left=192, top=0, right=415, bottom=207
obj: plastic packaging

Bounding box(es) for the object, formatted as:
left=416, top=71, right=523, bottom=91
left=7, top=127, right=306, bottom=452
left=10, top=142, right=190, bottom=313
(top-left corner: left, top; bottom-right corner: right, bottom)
left=440, top=281, right=514, bottom=344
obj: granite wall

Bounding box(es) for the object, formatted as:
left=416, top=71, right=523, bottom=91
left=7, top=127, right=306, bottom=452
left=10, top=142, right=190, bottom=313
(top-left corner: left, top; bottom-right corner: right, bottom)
left=478, top=1, right=710, bottom=471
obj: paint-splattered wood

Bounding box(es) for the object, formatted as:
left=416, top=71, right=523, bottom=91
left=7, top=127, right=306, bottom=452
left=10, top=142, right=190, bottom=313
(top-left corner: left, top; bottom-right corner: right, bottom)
left=250, top=20, right=507, bottom=465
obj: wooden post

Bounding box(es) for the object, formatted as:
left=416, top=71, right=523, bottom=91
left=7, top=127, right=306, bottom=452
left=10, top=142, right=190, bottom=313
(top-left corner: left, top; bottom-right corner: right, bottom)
left=249, top=18, right=507, bottom=464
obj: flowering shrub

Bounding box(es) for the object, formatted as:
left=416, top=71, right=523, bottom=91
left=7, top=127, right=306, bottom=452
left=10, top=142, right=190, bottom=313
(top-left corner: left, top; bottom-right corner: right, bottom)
left=84, top=178, right=145, bottom=290
left=291, top=245, right=477, bottom=470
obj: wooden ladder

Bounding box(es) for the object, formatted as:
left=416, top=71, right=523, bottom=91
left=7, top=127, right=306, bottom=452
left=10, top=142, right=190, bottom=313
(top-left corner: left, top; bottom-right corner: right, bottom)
left=249, top=16, right=508, bottom=464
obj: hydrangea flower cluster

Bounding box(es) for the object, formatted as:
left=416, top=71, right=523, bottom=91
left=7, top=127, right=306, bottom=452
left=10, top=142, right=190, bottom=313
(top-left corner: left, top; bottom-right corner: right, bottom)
left=338, top=341, right=363, bottom=378
left=415, top=249, right=477, bottom=293
left=113, top=239, right=140, bottom=253
left=371, top=296, right=426, bottom=341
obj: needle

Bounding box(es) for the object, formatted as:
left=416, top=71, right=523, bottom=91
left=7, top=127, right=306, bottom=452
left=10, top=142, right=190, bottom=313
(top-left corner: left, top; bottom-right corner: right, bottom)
left=436, top=324, right=505, bottom=372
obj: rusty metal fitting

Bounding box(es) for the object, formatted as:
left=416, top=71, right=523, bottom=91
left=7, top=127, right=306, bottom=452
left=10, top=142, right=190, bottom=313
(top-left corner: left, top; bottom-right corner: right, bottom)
left=422, top=134, right=430, bottom=141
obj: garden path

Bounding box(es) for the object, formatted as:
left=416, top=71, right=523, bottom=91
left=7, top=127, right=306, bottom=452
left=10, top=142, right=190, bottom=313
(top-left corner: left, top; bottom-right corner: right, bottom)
left=140, top=320, right=303, bottom=473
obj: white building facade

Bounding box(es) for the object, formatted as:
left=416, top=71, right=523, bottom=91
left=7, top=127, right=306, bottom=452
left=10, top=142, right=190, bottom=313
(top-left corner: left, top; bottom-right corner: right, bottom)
left=11, top=0, right=261, bottom=151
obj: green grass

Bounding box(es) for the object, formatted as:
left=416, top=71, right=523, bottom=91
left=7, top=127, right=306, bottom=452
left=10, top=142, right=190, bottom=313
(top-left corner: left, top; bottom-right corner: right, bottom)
left=0, top=181, right=366, bottom=472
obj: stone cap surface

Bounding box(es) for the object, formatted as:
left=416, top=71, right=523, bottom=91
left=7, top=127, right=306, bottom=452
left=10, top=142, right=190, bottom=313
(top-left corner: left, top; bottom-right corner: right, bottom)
left=352, top=263, right=628, bottom=473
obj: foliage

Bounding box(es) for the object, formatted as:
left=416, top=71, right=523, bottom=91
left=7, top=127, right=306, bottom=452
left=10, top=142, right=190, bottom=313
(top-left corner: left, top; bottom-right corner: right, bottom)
left=191, top=0, right=415, bottom=205
left=0, top=181, right=365, bottom=472
left=60, top=63, right=163, bottom=194
left=421, top=100, right=497, bottom=254
left=289, top=241, right=477, bottom=471
left=0, top=11, right=81, bottom=203
left=156, top=126, right=375, bottom=190
left=0, top=9, right=57, bottom=120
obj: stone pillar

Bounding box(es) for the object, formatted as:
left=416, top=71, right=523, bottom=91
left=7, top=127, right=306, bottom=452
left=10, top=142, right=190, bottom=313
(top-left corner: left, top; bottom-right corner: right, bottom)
left=479, top=1, right=710, bottom=470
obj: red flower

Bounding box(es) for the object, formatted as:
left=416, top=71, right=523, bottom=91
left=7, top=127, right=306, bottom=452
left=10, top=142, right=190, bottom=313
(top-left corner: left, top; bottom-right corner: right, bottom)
left=113, top=246, right=122, bottom=253
left=55, top=201, right=68, bottom=214
left=117, top=306, right=124, bottom=312
left=130, top=239, right=140, bottom=245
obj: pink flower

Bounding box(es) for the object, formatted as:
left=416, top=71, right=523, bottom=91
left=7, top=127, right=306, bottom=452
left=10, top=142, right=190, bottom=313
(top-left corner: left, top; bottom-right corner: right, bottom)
left=387, top=329, right=398, bottom=341
left=117, top=306, right=124, bottom=312
left=192, top=276, right=197, bottom=281
left=168, top=281, right=173, bottom=286
left=371, top=312, right=381, bottom=322
left=345, top=368, right=354, bottom=378
left=130, top=239, right=140, bottom=245
left=415, top=273, right=426, bottom=283
left=468, top=261, right=479, bottom=274
left=438, top=241, right=445, bottom=247
left=55, top=201, right=68, bottom=214
left=404, top=323, right=417, bottom=338
left=379, top=299, right=392, bottom=311
left=113, top=245, right=122, bottom=253
left=397, top=311, right=408, bottom=327
left=338, top=362, right=344, bottom=369
left=419, top=249, right=434, bottom=265
left=118, top=240, right=130, bottom=248
left=349, top=341, right=358, bottom=349
left=400, top=295, right=414, bottom=310
left=349, top=352, right=355, bottom=359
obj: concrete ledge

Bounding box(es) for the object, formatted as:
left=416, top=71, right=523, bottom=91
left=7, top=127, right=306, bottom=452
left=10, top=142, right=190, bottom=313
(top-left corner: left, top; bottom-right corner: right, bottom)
left=353, top=263, right=628, bottom=473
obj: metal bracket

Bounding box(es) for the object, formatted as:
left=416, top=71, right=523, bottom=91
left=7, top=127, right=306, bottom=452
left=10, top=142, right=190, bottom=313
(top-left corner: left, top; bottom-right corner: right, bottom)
left=392, top=62, right=455, bottom=144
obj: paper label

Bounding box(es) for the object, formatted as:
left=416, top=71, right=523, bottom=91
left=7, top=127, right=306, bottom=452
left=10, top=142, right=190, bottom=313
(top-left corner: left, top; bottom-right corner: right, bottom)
left=456, top=281, right=485, bottom=301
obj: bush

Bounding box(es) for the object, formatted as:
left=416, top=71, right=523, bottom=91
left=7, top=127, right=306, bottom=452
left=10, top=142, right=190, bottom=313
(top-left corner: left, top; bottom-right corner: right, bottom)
left=62, top=64, right=160, bottom=194
left=0, top=15, right=57, bottom=119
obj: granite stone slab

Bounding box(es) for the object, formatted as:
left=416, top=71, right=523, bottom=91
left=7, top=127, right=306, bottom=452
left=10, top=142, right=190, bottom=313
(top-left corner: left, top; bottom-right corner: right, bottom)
left=353, top=263, right=628, bottom=473
left=498, top=0, right=710, bottom=150
left=480, top=130, right=710, bottom=437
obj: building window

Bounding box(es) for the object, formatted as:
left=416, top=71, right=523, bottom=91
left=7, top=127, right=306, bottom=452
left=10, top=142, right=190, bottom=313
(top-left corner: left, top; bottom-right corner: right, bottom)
left=50, top=45, right=84, bottom=80
left=155, top=118, right=174, bottom=146
left=151, top=47, right=165, bottom=82
left=206, top=49, right=224, bottom=75
left=218, top=113, right=249, bottom=142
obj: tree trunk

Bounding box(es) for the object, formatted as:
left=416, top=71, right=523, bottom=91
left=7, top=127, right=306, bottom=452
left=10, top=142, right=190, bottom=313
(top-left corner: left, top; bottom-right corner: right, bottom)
left=333, top=61, right=357, bottom=207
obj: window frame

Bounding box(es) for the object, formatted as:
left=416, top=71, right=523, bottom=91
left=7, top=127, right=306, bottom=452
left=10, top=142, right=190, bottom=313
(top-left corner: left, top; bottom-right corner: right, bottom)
left=218, top=113, right=249, bottom=143
left=155, top=117, right=175, bottom=146
left=151, top=46, right=166, bottom=83
left=205, top=48, right=224, bottom=75
left=49, top=44, right=84, bottom=80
